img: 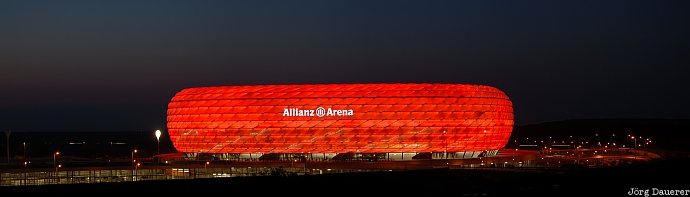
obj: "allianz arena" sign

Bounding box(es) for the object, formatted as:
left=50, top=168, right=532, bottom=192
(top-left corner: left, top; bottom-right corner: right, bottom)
left=282, top=107, right=354, bottom=117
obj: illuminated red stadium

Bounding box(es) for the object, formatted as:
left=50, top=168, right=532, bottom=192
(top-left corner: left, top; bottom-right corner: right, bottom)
left=167, top=84, right=513, bottom=157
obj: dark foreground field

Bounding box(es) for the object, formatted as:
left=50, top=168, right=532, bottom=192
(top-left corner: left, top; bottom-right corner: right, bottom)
left=2, top=158, right=689, bottom=196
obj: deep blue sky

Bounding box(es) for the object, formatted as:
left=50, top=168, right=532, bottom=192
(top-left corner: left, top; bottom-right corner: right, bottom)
left=1, top=1, right=689, bottom=131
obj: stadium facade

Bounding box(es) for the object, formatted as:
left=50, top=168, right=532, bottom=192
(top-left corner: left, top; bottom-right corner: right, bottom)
left=167, top=84, right=513, bottom=160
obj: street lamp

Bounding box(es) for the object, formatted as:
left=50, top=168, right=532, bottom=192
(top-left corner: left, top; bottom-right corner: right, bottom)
left=205, top=161, right=210, bottom=176
left=135, top=163, right=141, bottom=181
left=54, top=152, right=60, bottom=182
left=53, top=152, right=59, bottom=169
left=57, top=164, right=62, bottom=183
left=630, top=136, right=637, bottom=149
left=131, top=149, right=137, bottom=167
left=155, top=130, right=162, bottom=155
left=23, top=161, right=28, bottom=186
left=131, top=149, right=137, bottom=180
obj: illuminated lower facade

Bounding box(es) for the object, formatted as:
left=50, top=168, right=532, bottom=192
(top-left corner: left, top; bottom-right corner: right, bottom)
left=167, top=83, right=513, bottom=160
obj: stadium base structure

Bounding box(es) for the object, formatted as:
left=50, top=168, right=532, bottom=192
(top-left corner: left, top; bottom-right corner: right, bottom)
left=184, top=150, right=500, bottom=161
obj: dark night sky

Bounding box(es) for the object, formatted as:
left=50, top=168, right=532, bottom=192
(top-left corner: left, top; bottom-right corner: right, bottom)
left=1, top=1, right=689, bottom=131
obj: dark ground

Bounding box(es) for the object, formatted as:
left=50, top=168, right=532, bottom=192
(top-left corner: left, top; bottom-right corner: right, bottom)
left=2, top=158, right=689, bottom=196
left=2, top=119, right=690, bottom=196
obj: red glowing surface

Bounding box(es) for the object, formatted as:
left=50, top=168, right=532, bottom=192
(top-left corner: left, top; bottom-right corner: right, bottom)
left=167, top=84, right=513, bottom=153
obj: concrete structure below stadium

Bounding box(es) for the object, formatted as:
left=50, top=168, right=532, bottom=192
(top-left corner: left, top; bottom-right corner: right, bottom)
left=186, top=150, right=500, bottom=161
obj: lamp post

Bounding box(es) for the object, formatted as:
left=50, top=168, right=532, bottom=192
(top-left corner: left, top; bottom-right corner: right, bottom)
left=205, top=161, right=210, bottom=177
left=57, top=164, right=62, bottom=183
left=155, top=130, right=161, bottom=155
left=23, top=161, right=28, bottom=186
left=22, top=142, right=26, bottom=160
left=131, top=149, right=137, bottom=165
left=630, top=136, right=637, bottom=149
left=131, top=149, right=137, bottom=181
left=135, top=163, right=141, bottom=181
left=53, top=152, right=59, bottom=173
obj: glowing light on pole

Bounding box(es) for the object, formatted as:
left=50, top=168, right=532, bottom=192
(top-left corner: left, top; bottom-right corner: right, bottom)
left=205, top=161, right=210, bottom=176
left=54, top=152, right=60, bottom=182
left=631, top=136, right=637, bottom=148
left=23, top=161, right=28, bottom=186
left=132, top=149, right=137, bottom=164
left=131, top=149, right=137, bottom=181
left=155, top=130, right=162, bottom=155
left=53, top=152, right=59, bottom=170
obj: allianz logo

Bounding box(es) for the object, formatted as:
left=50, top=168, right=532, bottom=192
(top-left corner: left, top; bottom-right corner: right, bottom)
left=282, top=107, right=354, bottom=117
